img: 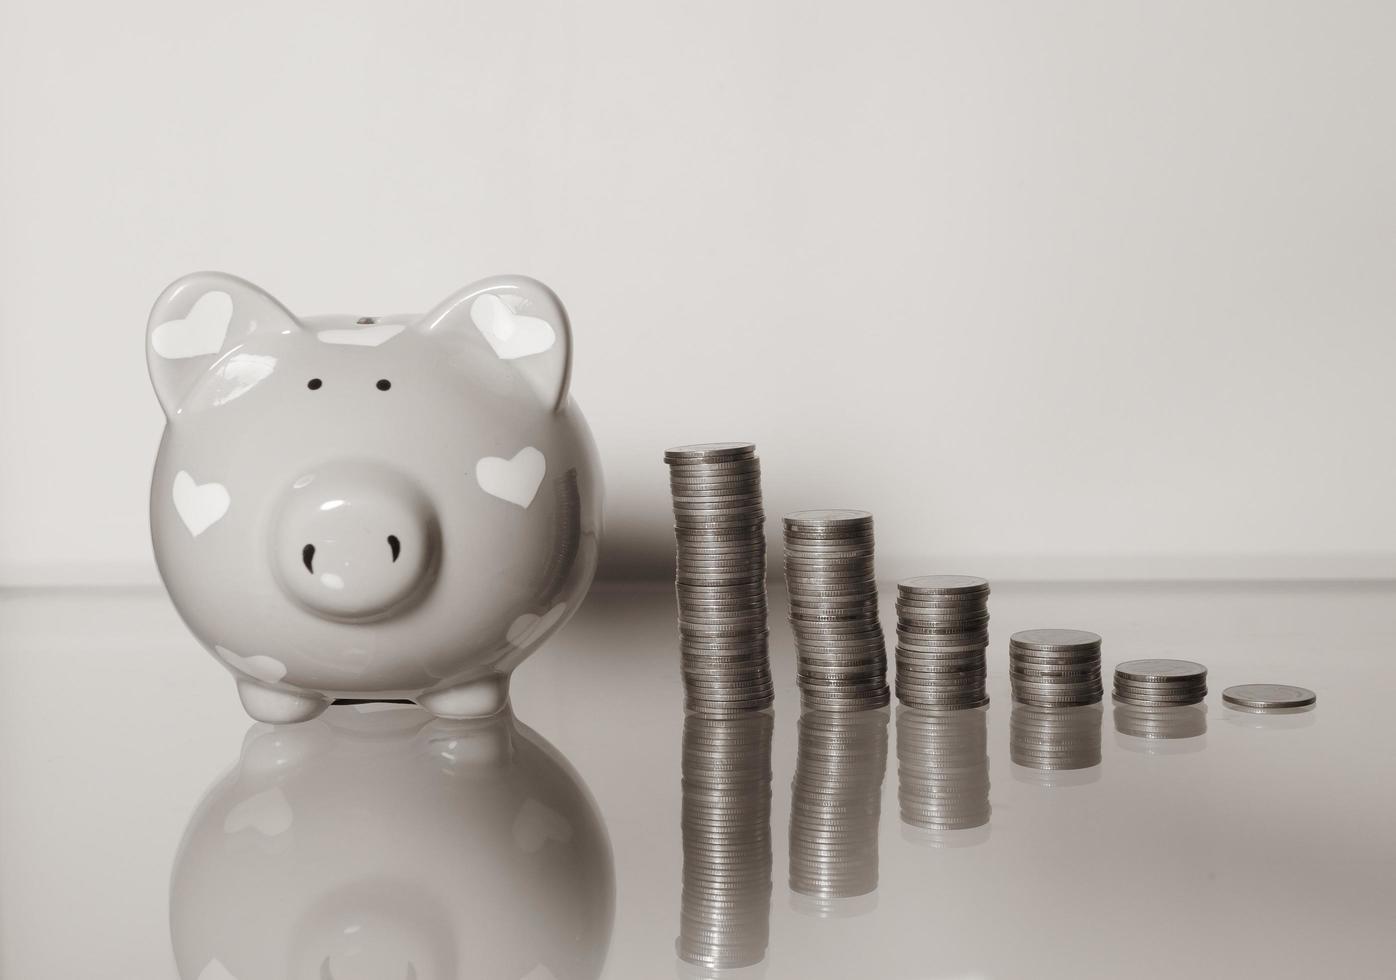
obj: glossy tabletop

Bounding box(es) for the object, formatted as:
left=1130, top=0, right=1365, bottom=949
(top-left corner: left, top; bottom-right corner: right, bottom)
left=1, top=580, right=1393, bottom=979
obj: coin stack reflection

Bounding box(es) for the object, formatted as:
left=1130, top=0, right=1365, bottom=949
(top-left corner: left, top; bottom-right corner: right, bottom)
left=1009, top=629, right=1104, bottom=706
left=896, top=707, right=991, bottom=843
left=784, top=510, right=890, bottom=712
left=665, top=443, right=774, bottom=716
left=788, top=710, right=888, bottom=912
left=1114, top=702, right=1207, bottom=740
left=677, top=712, right=774, bottom=972
left=1010, top=704, right=1103, bottom=775
left=894, top=576, right=991, bottom=709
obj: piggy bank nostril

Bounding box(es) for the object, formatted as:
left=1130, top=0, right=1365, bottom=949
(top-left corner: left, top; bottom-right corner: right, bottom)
left=388, top=534, right=401, bottom=562
left=302, top=543, right=316, bottom=573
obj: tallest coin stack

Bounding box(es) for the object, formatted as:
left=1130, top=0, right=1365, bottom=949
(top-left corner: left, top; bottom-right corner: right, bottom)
left=665, top=443, right=775, bottom=715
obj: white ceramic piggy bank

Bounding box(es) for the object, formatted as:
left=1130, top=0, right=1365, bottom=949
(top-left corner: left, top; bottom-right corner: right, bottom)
left=170, top=704, right=614, bottom=980
left=146, top=272, right=601, bottom=723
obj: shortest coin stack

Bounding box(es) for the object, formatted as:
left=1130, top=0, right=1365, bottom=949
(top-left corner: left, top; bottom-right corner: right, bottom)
left=894, top=575, right=990, bottom=710
left=1112, top=659, right=1208, bottom=706
left=1009, top=629, right=1103, bottom=707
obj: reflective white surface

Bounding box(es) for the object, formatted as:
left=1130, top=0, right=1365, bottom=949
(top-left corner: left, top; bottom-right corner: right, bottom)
left=1, top=581, right=1393, bottom=978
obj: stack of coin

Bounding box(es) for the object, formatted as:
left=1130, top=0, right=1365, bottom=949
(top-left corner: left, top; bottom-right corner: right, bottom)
left=897, top=706, right=990, bottom=843
left=784, top=510, right=890, bottom=712
left=1009, top=629, right=1103, bottom=706
left=677, top=712, right=774, bottom=972
left=894, top=575, right=991, bottom=709
left=788, top=710, right=888, bottom=912
left=1112, top=659, right=1207, bottom=706
left=1010, top=703, right=1103, bottom=773
left=665, top=443, right=774, bottom=716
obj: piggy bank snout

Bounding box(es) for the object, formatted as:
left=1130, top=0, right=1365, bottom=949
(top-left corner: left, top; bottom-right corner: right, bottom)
left=273, top=464, right=438, bottom=623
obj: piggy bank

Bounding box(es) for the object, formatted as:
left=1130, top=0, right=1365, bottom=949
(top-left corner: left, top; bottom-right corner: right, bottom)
left=146, top=272, right=601, bottom=723
left=170, top=704, right=615, bottom=980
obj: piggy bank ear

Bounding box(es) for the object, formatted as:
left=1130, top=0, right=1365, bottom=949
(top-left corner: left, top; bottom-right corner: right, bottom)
left=146, top=272, right=298, bottom=418
left=417, top=275, right=572, bottom=412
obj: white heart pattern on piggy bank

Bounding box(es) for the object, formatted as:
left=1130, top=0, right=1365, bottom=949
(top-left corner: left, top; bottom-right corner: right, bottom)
left=151, top=290, right=232, bottom=359
left=476, top=447, right=547, bottom=508
left=471, top=293, right=557, bottom=359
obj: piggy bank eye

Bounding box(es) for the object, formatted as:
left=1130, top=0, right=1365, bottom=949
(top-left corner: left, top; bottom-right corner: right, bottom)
left=376, top=379, right=391, bottom=391
left=307, top=378, right=323, bottom=390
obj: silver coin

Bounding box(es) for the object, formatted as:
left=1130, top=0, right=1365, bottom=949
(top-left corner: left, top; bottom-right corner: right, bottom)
left=679, top=553, right=767, bottom=564
left=1010, top=661, right=1101, bottom=676
left=678, top=591, right=768, bottom=605
left=897, top=575, right=990, bottom=596
left=898, top=631, right=990, bottom=648
left=674, top=513, right=765, bottom=526
left=1009, top=629, right=1102, bottom=652
left=669, top=471, right=763, bottom=485
left=671, top=503, right=765, bottom=517
left=782, top=550, right=877, bottom=563
left=782, top=527, right=875, bottom=541
left=1011, top=676, right=1102, bottom=692
left=897, top=598, right=988, bottom=612
left=897, top=620, right=991, bottom=636
left=895, top=657, right=987, bottom=673
left=790, top=619, right=884, bottom=633
left=665, top=442, right=756, bottom=462
left=789, top=594, right=880, bottom=608
left=784, top=556, right=874, bottom=571
left=1005, top=656, right=1100, bottom=672
left=671, top=496, right=765, bottom=509
left=895, top=605, right=989, bottom=621
left=795, top=645, right=888, bottom=660
left=784, top=509, right=873, bottom=527
left=1221, top=684, right=1316, bottom=709
left=676, top=544, right=761, bottom=563
left=1113, top=659, right=1207, bottom=684
left=669, top=468, right=763, bottom=482
left=678, top=597, right=767, bottom=611
left=783, top=549, right=876, bottom=561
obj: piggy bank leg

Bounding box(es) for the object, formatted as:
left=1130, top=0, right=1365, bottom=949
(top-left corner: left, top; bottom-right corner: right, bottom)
left=418, top=675, right=510, bottom=720
left=236, top=678, right=329, bottom=724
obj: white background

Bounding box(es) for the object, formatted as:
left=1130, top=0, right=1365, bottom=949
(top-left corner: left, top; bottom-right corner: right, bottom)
left=1, top=0, right=1392, bottom=585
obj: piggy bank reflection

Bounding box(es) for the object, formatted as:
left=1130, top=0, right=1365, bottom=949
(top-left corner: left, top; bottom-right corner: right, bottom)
left=170, top=704, right=614, bottom=980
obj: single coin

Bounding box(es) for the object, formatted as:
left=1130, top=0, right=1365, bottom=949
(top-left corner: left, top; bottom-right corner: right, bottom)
left=665, top=442, right=756, bottom=462
left=784, top=509, right=874, bottom=527
left=897, top=575, right=990, bottom=596
left=1113, top=659, right=1207, bottom=684
left=1221, top=684, right=1316, bottom=710
left=782, top=527, right=875, bottom=541
left=1010, top=629, right=1102, bottom=651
